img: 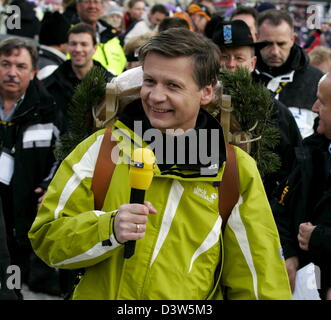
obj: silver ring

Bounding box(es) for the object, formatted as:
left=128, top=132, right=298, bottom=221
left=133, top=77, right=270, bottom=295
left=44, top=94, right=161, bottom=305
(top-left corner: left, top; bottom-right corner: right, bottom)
left=136, top=224, right=140, bottom=233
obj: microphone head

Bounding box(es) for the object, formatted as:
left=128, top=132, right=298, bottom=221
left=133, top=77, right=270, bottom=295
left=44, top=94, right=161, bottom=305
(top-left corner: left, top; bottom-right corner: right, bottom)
left=129, top=148, right=155, bottom=190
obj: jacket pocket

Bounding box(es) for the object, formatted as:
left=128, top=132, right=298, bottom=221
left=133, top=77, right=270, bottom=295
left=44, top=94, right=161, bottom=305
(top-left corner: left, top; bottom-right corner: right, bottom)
left=22, top=123, right=54, bottom=148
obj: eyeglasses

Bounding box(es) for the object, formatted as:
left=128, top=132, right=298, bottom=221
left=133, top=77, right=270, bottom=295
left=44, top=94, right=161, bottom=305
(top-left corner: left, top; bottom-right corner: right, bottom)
left=80, top=0, right=104, bottom=5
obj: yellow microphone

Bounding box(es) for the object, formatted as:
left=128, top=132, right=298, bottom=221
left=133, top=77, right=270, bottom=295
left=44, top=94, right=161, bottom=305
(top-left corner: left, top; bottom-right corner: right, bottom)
left=124, top=148, right=155, bottom=259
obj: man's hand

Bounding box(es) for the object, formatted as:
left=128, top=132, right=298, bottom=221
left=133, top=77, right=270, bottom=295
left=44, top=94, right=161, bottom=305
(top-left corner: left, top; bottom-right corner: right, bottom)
left=114, top=201, right=157, bottom=244
left=326, top=288, right=331, bottom=300
left=285, top=256, right=299, bottom=293
left=298, top=222, right=316, bottom=251
left=34, top=187, right=46, bottom=208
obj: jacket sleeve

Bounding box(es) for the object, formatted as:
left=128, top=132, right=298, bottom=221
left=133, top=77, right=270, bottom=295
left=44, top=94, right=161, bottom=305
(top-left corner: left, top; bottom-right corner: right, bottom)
left=28, top=129, right=123, bottom=270
left=270, top=156, right=304, bottom=260
left=220, top=147, right=292, bottom=300
left=309, top=224, right=331, bottom=255
left=38, top=98, right=64, bottom=190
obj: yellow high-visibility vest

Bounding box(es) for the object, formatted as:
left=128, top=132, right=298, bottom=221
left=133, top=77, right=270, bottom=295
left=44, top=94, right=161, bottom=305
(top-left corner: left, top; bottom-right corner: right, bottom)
left=94, top=37, right=127, bottom=76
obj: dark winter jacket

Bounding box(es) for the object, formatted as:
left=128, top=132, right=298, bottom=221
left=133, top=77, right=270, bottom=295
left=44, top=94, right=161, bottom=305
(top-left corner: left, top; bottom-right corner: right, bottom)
left=254, top=44, right=323, bottom=111
left=0, top=197, right=18, bottom=300
left=271, top=133, right=331, bottom=298
left=97, top=19, right=118, bottom=43
left=63, top=3, right=80, bottom=26
left=38, top=46, right=66, bottom=70
left=42, top=60, right=113, bottom=130
left=263, top=98, right=302, bottom=198
left=0, top=78, right=61, bottom=247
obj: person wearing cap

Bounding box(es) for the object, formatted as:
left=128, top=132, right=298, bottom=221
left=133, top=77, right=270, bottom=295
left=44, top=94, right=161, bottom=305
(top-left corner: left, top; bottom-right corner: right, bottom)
left=212, top=20, right=302, bottom=200
left=75, top=0, right=126, bottom=75
left=174, top=3, right=211, bottom=34
left=187, top=3, right=211, bottom=34
left=37, top=11, right=71, bottom=80
left=102, top=4, right=125, bottom=35
left=254, top=9, right=324, bottom=138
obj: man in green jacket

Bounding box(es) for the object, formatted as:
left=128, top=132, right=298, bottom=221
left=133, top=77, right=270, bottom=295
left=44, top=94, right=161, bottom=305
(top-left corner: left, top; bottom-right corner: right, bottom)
left=75, top=0, right=126, bottom=75
left=29, top=28, right=291, bottom=300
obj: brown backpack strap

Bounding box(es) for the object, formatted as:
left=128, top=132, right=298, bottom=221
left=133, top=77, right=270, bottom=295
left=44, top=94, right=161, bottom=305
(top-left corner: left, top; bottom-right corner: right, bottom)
left=219, top=144, right=240, bottom=231
left=91, top=131, right=239, bottom=230
left=91, top=127, right=117, bottom=210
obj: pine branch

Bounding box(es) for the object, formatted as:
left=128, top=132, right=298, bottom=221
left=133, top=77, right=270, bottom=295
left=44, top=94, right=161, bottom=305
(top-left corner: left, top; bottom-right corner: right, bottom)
left=219, top=67, right=281, bottom=177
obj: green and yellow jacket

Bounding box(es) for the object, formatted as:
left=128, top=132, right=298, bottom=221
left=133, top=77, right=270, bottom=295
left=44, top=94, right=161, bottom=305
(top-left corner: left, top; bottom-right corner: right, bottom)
left=29, top=102, right=291, bottom=300
left=93, top=20, right=126, bottom=76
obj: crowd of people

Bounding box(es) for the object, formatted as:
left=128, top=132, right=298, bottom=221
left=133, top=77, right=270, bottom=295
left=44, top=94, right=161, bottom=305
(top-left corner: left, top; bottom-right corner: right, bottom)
left=0, top=0, right=331, bottom=300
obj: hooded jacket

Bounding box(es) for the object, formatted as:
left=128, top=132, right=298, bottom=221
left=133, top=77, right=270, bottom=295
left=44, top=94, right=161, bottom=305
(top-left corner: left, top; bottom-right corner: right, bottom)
left=254, top=44, right=323, bottom=137
left=29, top=101, right=291, bottom=300
left=254, top=44, right=323, bottom=110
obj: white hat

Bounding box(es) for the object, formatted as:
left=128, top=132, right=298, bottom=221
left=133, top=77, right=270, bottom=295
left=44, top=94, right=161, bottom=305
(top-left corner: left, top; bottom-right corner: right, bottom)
left=106, top=5, right=123, bottom=17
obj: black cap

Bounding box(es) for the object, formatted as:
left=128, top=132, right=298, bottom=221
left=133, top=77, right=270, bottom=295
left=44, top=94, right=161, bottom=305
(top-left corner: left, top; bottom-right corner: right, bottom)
left=39, top=12, right=71, bottom=46
left=212, top=20, right=266, bottom=49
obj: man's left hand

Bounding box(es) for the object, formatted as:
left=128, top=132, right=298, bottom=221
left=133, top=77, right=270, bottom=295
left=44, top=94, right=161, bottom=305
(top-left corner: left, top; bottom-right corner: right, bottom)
left=298, top=222, right=316, bottom=251
left=34, top=187, right=46, bottom=207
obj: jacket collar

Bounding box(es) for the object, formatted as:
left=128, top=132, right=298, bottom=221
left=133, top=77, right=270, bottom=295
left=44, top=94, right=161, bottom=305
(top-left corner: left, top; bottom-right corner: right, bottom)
left=11, top=77, right=55, bottom=123
left=255, top=43, right=309, bottom=78
left=115, top=99, right=226, bottom=177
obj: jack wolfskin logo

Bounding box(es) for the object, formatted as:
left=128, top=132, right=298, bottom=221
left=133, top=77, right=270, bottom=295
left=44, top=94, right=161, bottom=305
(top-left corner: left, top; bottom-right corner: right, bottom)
left=194, top=186, right=217, bottom=203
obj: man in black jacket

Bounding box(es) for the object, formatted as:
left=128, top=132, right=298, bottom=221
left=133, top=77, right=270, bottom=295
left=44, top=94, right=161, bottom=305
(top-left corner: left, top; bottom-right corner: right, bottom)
left=212, top=20, right=302, bottom=200
left=0, top=37, right=62, bottom=296
left=254, top=9, right=324, bottom=138
left=43, top=23, right=113, bottom=131
left=0, top=196, right=17, bottom=300
left=272, top=73, right=331, bottom=299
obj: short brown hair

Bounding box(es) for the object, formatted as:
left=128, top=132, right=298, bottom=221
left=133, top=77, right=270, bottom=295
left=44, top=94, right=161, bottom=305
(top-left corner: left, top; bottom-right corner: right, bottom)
left=139, top=28, right=220, bottom=89
left=257, top=9, right=293, bottom=30
left=68, top=23, right=97, bottom=45
left=231, top=6, right=258, bottom=22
